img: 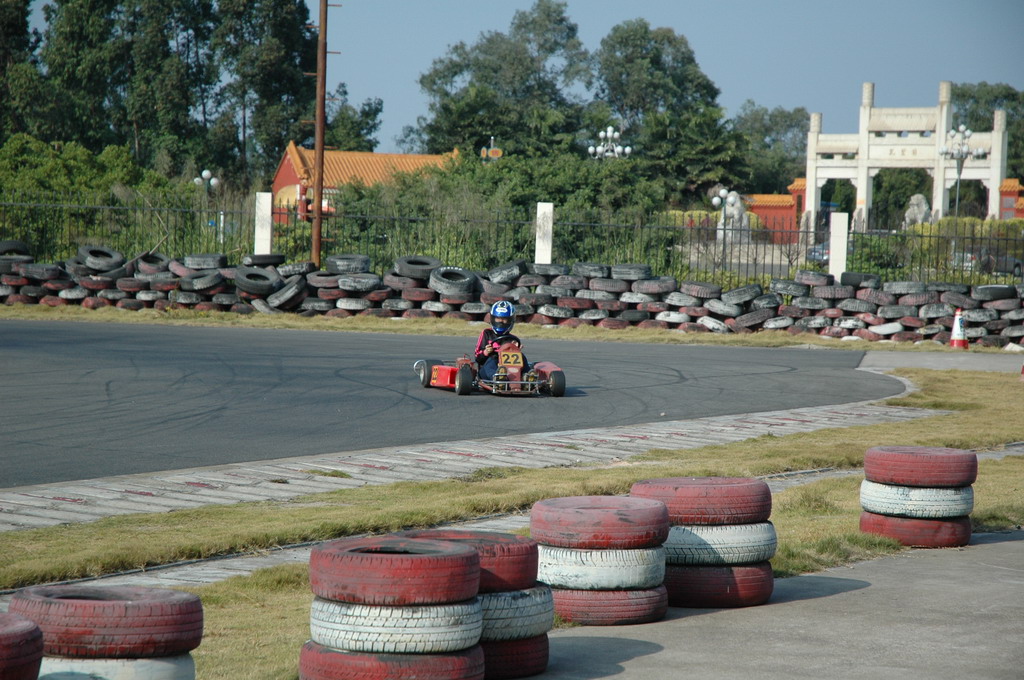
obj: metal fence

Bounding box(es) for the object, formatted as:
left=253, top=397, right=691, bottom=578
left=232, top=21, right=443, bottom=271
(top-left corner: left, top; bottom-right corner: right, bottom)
left=0, top=191, right=256, bottom=263
left=2, top=191, right=1021, bottom=286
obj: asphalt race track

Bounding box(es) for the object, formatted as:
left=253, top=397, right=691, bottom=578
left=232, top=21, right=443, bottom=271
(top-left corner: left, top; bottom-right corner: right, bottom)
left=0, top=320, right=905, bottom=488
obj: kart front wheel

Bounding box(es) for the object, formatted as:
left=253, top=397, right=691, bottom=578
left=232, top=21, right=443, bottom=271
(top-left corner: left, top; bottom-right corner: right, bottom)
left=547, top=370, right=566, bottom=397
left=455, top=364, right=474, bottom=395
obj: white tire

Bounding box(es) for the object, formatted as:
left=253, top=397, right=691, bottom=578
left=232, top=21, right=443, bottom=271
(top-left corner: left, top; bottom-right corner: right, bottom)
left=537, top=546, right=665, bottom=590
left=860, top=480, right=974, bottom=518
left=663, top=522, right=778, bottom=565
left=478, top=585, right=554, bottom=641
left=309, top=597, right=482, bottom=654
left=39, top=654, right=195, bottom=680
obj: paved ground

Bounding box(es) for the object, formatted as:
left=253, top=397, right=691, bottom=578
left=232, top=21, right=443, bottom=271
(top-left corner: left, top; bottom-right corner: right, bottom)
left=2, top=349, right=1023, bottom=678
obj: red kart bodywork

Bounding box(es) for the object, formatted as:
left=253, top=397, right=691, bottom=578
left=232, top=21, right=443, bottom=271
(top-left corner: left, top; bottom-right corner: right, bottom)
left=415, top=341, right=566, bottom=397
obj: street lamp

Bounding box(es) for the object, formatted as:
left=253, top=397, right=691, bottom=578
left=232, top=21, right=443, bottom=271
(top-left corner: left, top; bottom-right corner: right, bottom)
left=711, top=187, right=737, bottom=242
left=193, top=169, right=221, bottom=192
left=587, top=126, right=632, bottom=159
left=939, top=124, right=986, bottom=218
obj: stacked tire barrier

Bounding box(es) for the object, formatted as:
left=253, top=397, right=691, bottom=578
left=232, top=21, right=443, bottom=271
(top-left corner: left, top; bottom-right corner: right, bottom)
left=395, top=529, right=553, bottom=680
left=0, top=612, right=43, bottom=680
left=530, top=496, right=670, bottom=625
left=2, top=240, right=1023, bottom=344
left=7, top=585, right=203, bottom=680
left=859, top=446, right=978, bottom=548
left=630, top=477, right=776, bottom=608
left=300, top=536, right=486, bottom=680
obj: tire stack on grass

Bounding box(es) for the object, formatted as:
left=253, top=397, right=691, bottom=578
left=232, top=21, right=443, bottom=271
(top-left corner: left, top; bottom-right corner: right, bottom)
left=530, top=496, right=670, bottom=625
left=0, top=612, right=43, bottom=680
left=859, top=446, right=977, bottom=548
left=630, top=477, right=776, bottom=609
left=300, top=536, right=485, bottom=680
left=8, top=585, right=203, bottom=679
left=396, top=529, right=553, bottom=680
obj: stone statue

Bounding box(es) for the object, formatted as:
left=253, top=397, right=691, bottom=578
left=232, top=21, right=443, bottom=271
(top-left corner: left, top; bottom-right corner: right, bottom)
left=718, top=191, right=750, bottom=230
left=903, top=194, right=932, bottom=227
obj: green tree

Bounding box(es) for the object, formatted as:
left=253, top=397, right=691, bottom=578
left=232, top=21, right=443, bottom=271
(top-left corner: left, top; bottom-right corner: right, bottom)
left=322, top=84, right=383, bottom=152
left=213, top=0, right=317, bottom=184
left=39, top=0, right=127, bottom=151
left=732, top=100, right=809, bottom=194
left=593, top=19, right=745, bottom=204
left=951, top=82, right=1023, bottom=216
left=406, top=0, right=589, bottom=156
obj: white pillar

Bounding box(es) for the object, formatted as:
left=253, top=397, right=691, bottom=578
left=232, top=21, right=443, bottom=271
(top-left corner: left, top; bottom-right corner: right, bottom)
left=535, top=202, right=553, bottom=264
left=933, top=82, right=954, bottom=218
left=855, top=83, right=874, bottom=226
left=805, top=113, right=822, bottom=233
left=988, top=110, right=1008, bottom=219
left=254, top=192, right=273, bottom=254
left=829, top=212, right=849, bottom=280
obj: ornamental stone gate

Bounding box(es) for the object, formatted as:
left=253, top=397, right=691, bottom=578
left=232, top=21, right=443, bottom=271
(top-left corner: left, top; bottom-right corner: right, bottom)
left=804, top=81, right=1008, bottom=229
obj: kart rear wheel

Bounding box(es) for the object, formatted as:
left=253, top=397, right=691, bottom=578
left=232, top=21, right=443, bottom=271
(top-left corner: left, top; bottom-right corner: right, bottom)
left=455, top=364, right=474, bottom=395
left=547, top=370, right=565, bottom=397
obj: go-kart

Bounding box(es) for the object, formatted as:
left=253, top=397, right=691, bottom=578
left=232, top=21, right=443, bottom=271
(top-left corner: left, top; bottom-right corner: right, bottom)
left=414, top=341, right=566, bottom=397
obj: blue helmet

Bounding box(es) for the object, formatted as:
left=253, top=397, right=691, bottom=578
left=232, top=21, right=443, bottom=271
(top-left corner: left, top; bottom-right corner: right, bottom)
left=490, top=300, right=515, bottom=335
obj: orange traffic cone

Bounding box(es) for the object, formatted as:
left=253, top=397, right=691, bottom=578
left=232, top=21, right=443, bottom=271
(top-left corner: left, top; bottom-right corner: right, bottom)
left=949, top=308, right=968, bottom=349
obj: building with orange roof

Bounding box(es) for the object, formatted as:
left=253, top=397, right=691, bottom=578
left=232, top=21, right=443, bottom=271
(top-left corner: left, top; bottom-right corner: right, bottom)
left=745, top=179, right=807, bottom=244
left=271, top=141, right=453, bottom=221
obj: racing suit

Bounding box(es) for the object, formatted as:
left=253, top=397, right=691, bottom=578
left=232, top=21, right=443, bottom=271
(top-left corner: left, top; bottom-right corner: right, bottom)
left=474, top=328, right=527, bottom=381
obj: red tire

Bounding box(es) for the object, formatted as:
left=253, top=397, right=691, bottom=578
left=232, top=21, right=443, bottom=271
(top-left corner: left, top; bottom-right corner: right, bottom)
left=480, top=634, right=549, bottom=680
left=551, top=586, right=668, bottom=626
left=529, top=496, right=669, bottom=549
left=859, top=511, right=972, bottom=548
left=299, top=640, right=485, bottom=680
left=0, top=613, right=43, bottom=680
left=863, top=446, right=978, bottom=487
left=7, top=585, right=203, bottom=658
left=663, top=562, right=774, bottom=608
left=309, top=536, right=480, bottom=605
left=394, top=530, right=538, bottom=592
left=630, top=477, right=772, bottom=525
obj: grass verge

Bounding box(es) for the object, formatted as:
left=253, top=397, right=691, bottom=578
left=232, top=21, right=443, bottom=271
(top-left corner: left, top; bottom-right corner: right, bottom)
left=182, top=456, right=1024, bottom=680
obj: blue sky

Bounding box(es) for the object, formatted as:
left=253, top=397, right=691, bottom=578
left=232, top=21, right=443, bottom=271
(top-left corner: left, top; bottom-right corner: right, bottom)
left=318, top=0, right=1024, bottom=152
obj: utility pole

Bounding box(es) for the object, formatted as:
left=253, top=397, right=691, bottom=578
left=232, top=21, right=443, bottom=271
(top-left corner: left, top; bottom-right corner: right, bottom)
left=311, top=0, right=329, bottom=267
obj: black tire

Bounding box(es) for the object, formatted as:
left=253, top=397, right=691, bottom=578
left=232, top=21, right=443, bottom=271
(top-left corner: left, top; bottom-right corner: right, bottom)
left=571, top=262, right=609, bottom=278
left=971, top=284, right=1017, bottom=301
left=721, top=284, right=763, bottom=305
left=267, top=274, right=308, bottom=309
left=325, top=253, right=371, bottom=274
left=769, top=279, right=809, bottom=297
left=179, top=270, right=224, bottom=292
left=241, top=253, right=286, bottom=267
left=455, top=364, right=474, bottom=395
left=840, top=271, right=881, bottom=288
left=547, top=370, right=565, bottom=397
left=610, top=263, right=652, bottom=281
left=0, top=239, right=30, bottom=256
left=135, top=251, right=171, bottom=274
left=234, top=266, right=284, bottom=296
left=278, top=260, right=317, bottom=277
left=0, top=255, right=34, bottom=274
left=529, top=263, right=570, bottom=276
left=337, top=272, right=382, bottom=292
left=882, top=280, right=927, bottom=295
left=78, top=246, right=125, bottom=272
left=429, top=266, right=478, bottom=296
left=677, top=281, right=722, bottom=298
left=487, top=260, right=527, bottom=284
left=394, top=255, right=442, bottom=279
left=183, top=253, right=226, bottom=269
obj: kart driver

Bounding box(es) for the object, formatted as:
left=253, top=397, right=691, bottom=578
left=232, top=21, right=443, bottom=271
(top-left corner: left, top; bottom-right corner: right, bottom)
left=474, top=300, right=528, bottom=381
